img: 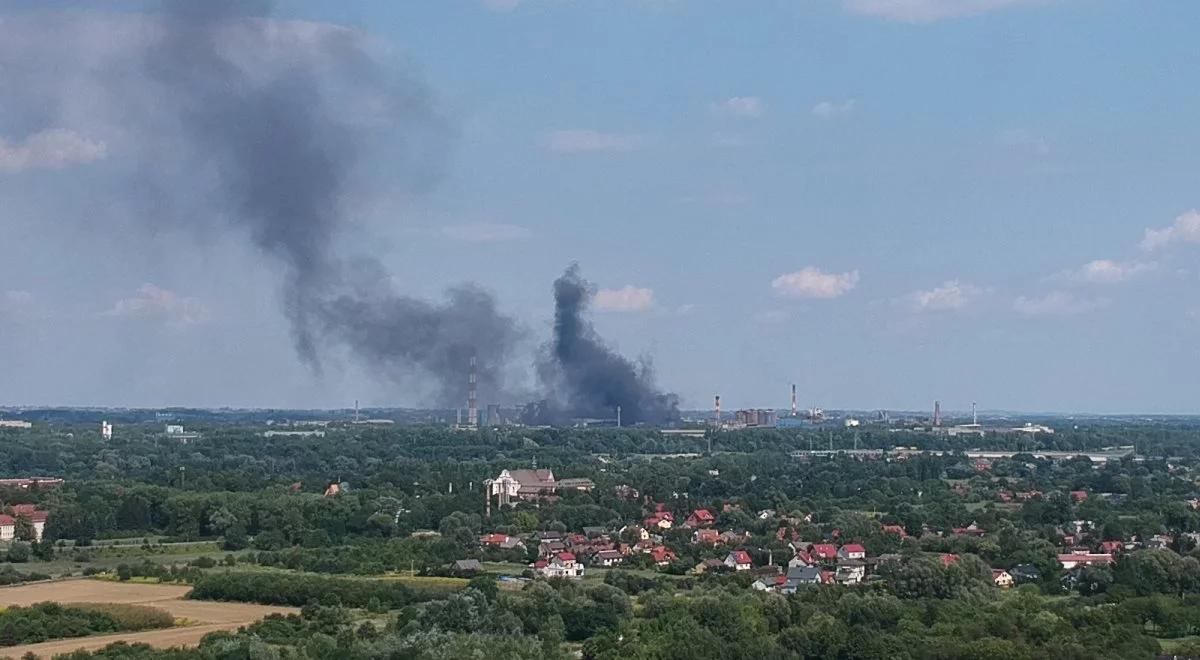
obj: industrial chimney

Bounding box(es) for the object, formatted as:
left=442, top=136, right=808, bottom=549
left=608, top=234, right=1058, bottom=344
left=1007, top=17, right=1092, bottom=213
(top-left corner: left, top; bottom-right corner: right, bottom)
left=467, top=351, right=478, bottom=429
left=714, top=395, right=721, bottom=426
left=933, top=400, right=941, bottom=427
left=791, top=384, right=798, bottom=417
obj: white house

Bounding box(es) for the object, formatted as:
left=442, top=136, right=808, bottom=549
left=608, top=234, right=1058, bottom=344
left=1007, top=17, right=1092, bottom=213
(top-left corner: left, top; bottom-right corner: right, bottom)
left=538, top=552, right=584, bottom=579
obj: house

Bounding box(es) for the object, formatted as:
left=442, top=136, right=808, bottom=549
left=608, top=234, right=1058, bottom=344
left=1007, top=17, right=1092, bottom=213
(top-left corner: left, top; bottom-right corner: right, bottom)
left=881, top=525, right=907, bottom=538
left=538, top=539, right=568, bottom=558
left=992, top=569, right=1014, bottom=588
left=557, top=478, right=595, bottom=492
left=1070, top=490, right=1088, bottom=503
left=952, top=523, right=986, bottom=538
left=788, top=550, right=814, bottom=568
left=620, top=525, right=651, bottom=541
left=724, top=550, right=753, bottom=571
left=781, top=566, right=823, bottom=593
left=643, top=512, right=674, bottom=531
left=684, top=509, right=715, bottom=528
left=614, top=484, right=640, bottom=500
left=479, top=533, right=525, bottom=550
left=650, top=546, right=677, bottom=566
left=538, top=552, right=584, bottom=579
left=835, top=560, right=866, bottom=585
left=752, top=574, right=787, bottom=592
left=692, top=529, right=720, bottom=545
left=838, top=544, right=867, bottom=561
left=694, top=558, right=726, bottom=574
left=0, top=506, right=48, bottom=542
left=1099, top=540, right=1124, bottom=554
left=997, top=491, right=1014, bottom=503
left=1009, top=564, right=1041, bottom=583
left=1057, top=553, right=1112, bottom=570
left=593, top=549, right=625, bottom=567
left=0, top=478, right=63, bottom=490
left=719, top=530, right=748, bottom=545
left=810, top=544, right=838, bottom=562
left=453, top=559, right=483, bottom=574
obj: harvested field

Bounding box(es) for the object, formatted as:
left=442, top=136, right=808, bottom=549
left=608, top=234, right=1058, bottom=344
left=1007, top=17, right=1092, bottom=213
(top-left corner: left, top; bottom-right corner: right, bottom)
left=0, top=579, right=298, bottom=658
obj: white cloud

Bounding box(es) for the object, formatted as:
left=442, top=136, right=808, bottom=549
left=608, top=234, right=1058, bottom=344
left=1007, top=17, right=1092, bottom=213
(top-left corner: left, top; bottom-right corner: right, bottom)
left=1069, top=259, right=1153, bottom=284
left=811, top=99, right=856, bottom=119
left=841, top=0, right=1042, bottom=23
left=712, top=96, right=765, bottom=119
left=1013, top=291, right=1107, bottom=317
left=542, top=130, right=647, bottom=153
left=442, top=223, right=531, bottom=243
left=594, top=286, right=655, bottom=312
left=0, top=128, right=107, bottom=173
left=906, top=280, right=983, bottom=312
left=106, top=284, right=210, bottom=325
left=772, top=267, right=859, bottom=299
left=1142, top=210, right=1200, bottom=251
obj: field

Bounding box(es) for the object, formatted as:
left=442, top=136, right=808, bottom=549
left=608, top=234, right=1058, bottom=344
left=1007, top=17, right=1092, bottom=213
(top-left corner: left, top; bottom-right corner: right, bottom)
left=0, top=579, right=297, bottom=658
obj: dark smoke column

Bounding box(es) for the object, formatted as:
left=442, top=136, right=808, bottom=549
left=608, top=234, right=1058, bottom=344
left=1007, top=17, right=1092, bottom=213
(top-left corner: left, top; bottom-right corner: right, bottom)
left=541, top=265, right=679, bottom=425
left=139, top=3, right=522, bottom=406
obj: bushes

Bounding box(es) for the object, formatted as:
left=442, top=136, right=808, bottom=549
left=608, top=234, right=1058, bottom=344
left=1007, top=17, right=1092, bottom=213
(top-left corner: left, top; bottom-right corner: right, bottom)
left=0, top=566, right=51, bottom=585
left=188, top=571, right=422, bottom=608
left=0, top=602, right=172, bottom=647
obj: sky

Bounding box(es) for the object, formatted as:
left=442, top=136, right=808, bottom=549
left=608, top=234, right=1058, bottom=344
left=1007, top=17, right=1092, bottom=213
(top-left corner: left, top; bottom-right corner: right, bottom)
left=1, top=0, right=1198, bottom=414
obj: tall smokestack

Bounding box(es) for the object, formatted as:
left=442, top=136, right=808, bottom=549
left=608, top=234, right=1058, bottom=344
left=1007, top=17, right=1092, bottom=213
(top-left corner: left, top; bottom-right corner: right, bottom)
left=714, top=395, right=721, bottom=426
left=791, top=384, right=797, bottom=417
left=468, top=351, right=478, bottom=429
left=972, top=402, right=977, bottom=426
left=933, top=400, right=941, bottom=427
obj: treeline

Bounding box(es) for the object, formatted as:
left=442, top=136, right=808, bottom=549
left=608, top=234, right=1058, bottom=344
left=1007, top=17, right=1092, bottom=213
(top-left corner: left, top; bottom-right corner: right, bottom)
left=0, top=602, right=172, bottom=647
left=188, top=571, right=428, bottom=608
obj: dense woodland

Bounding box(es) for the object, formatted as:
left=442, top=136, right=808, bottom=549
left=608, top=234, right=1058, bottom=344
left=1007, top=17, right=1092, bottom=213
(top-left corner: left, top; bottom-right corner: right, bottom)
left=2, top=418, right=1200, bottom=658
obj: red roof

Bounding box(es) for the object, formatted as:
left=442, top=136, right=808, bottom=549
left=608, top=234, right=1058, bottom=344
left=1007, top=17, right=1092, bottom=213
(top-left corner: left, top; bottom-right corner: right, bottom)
left=691, top=509, right=714, bottom=521
left=558, top=552, right=576, bottom=562
left=480, top=533, right=509, bottom=545
left=0, top=515, right=13, bottom=526
left=729, top=550, right=752, bottom=565
left=534, top=560, right=547, bottom=569
left=693, top=529, right=720, bottom=543
left=811, top=543, right=837, bottom=559
left=1100, top=540, right=1123, bottom=552
left=841, top=544, right=866, bottom=554
left=882, top=525, right=907, bottom=537
left=650, top=546, right=676, bottom=563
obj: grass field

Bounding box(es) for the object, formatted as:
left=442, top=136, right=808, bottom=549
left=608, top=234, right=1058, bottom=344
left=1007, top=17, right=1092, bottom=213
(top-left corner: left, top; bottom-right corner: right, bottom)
left=0, top=579, right=297, bottom=657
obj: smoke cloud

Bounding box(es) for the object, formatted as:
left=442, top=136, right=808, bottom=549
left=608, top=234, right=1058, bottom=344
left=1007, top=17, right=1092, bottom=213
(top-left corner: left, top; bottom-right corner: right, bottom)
left=532, top=265, right=679, bottom=425
left=0, top=5, right=675, bottom=417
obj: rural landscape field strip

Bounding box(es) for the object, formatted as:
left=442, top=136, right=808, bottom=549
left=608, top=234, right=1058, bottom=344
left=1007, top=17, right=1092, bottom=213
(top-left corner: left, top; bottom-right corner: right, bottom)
left=0, top=580, right=297, bottom=657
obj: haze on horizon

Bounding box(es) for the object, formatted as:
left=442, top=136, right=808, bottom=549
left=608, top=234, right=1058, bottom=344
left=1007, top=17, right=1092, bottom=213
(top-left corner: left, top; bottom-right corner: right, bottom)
left=1, top=0, right=1198, bottom=415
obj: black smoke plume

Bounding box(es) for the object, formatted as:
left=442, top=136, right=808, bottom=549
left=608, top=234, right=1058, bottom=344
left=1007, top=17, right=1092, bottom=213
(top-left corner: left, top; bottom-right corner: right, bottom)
left=531, top=265, right=679, bottom=425
left=140, top=2, right=523, bottom=404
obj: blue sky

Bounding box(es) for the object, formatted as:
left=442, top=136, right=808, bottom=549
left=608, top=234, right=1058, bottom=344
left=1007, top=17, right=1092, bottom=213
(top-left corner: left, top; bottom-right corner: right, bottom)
left=1, top=0, right=1199, bottom=413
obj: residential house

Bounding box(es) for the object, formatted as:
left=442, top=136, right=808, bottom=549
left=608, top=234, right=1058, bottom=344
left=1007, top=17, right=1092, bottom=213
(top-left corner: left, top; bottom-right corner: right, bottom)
left=0, top=478, right=63, bottom=490
left=643, top=512, right=674, bottom=531
left=650, top=546, right=677, bottom=566
left=538, top=539, right=568, bottom=559
left=752, top=574, right=787, bottom=592
left=810, top=544, right=838, bottom=562
left=719, top=530, right=749, bottom=545
left=992, top=569, right=1014, bottom=588
left=694, top=558, right=725, bottom=574
left=781, top=566, right=823, bottom=593
left=593, top=549, right=625, bottom=567
left=452, top=559, right=483, bottom=574
left=835, top=560, right=866, bottom=585
left=0, top=506, right=48, bottom=542
left=838, top=544, right=867, bottom=561
left=537, top=552, right=584, bottom=579
left=724, top=550, right=753, bottom=571
left=557, top=478, right=595, bottom=492
left=788, top=550, right=814, bottom=568
left=1099, top=540, right=1124, bottom=555
left=881, top=525, right=907, bottom=538
left=952, top=523, right=986, bottom=538
left=1057, top=553, right=1113, bottom=570
left=692, top=529, right=720, bottom=545
left=1070, top=490, right=1089, bottom=503
left=479, top=533, right=525, bottom=551
left=684, top=509, right=715, bottom=528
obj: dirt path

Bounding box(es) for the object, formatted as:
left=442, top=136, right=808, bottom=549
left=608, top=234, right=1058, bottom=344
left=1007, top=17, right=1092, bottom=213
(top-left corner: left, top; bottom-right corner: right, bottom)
left=0, top=579, right=298, bottom=658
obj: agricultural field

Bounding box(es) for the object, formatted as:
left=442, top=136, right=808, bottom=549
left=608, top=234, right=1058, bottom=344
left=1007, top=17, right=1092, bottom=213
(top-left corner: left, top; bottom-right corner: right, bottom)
left=0, top=579, right=297, bottom=657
